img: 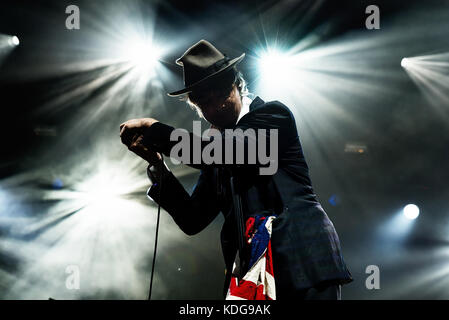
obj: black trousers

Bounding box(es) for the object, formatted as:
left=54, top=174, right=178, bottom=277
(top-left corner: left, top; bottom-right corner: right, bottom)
left=278, top=284, right=342, bottom=300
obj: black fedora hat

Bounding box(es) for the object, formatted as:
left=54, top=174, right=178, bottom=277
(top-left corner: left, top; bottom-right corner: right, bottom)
left=168, top=40, right=245, bottom=97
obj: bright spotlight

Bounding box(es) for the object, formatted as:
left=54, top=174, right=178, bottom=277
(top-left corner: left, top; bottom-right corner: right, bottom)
left=7, top=35, right=20, bottom=46
left=401, top=52, right=449, bottom=108
left=401, top=58, right=409, bottom=68
left=258, top=49, right=293, bottom=80
left=122, top=40, right=161, bottom=71
left=403, top=204, right=420, bottom=220
left=12, top=36, right=19, bottom=46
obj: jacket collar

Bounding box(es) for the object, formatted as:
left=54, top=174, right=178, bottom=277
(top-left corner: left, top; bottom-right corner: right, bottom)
left=234, top=96, right=264, bottom=126
left=249, top=96, right=265, bottom=111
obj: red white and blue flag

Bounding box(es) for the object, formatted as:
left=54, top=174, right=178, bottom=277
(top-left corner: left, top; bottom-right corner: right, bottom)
left=226, top=215, right=277, bottom=300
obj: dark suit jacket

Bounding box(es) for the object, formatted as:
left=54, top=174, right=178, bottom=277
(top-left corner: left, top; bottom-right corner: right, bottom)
left=143, top=96, right=353, bottom=298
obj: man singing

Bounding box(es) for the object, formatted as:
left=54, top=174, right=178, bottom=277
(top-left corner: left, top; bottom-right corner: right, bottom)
left=120, top=40, right=353, bottom=300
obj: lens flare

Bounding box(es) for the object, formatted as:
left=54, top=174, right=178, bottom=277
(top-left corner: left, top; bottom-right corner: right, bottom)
left=401, top=58, right=409, bottom=68
left=403, top=204, right=420, bottom=220
left=122, top=41, right=161, bottom=71
left=258, top=48, right=293, bottom=80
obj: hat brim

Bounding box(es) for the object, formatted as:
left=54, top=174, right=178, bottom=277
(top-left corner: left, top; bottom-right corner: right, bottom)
left=167, top=53, right=245, bottom=97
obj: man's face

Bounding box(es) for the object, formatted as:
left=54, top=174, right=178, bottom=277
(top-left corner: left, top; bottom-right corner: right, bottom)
left=192, top=84, right=242, bottom=130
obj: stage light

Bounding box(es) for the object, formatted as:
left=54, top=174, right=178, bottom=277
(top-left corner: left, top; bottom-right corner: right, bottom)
left=328, top=194, right=340, bottom=206
left=52, top=178, right=64, bottom=189
left=116, top=37, right=164, bottom=86
left=255, top=47, right=305, bottom=100
left=11, top=36, right=20, bottom=46
left=0, top=34, right=20, bottom=50
left=5, top=35, right=19, bottom=47
left=401, top=58, right=409, bottom=68
left=403, top=204, right=420, bottom=220
left=121, top=39, right=161, bottom=71
left=401, top=52, right=449, bottom=109
left=258, top=48, right=294, bottom=81
left=377, top=206, right=419, bottom=244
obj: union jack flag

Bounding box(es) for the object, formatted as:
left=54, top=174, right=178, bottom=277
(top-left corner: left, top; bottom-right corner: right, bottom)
left=226, top=215, right=277, bottom=300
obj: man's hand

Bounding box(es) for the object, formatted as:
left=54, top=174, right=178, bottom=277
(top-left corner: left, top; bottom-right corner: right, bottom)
left=120, top=118, right=161, bottom=166
left=120, top=118, right=159, bottom=146
left=130, top=134, right=163, bottom=166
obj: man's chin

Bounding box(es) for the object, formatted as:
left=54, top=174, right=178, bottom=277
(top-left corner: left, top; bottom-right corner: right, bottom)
left=210, top=117, right=237, bottom=130
left=210, top=122, right=229, bottom=130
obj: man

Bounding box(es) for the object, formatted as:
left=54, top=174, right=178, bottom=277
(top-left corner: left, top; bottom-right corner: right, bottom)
left=120, top=40, right=353, bottom=300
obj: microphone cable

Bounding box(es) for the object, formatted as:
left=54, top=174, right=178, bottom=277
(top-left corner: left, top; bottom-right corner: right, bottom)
left=148, top=153, right=164, bottom=300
